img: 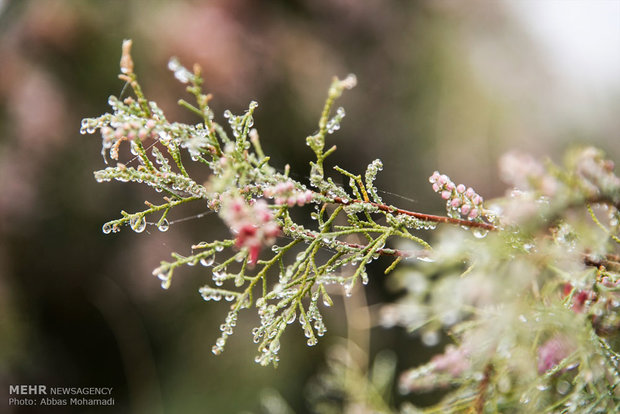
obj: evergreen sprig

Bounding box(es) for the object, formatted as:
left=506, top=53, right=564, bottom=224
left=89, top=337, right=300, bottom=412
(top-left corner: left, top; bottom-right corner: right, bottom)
left=83, top=41, right=620, bottom=412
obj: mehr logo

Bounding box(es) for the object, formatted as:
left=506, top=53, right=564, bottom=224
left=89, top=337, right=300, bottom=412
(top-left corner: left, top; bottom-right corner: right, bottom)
left=9, top=385, right=47, bottom=395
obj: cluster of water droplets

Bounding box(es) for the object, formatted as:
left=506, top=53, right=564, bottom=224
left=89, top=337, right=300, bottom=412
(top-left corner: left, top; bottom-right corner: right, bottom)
left=223, top=101, right=258, bottom=153
left=212, top=310, right=239, bottom=355
left=180, top=129, right=210, bottom=161
left=199, top=286, right=229, bottom=302
left=151, top=146, right=171, bottom=173
left=364, top=159, right=384, bottom=203
left=325, top=107, right=345, bottom=134
left=152, top=266, right=172, bottom=290
left=306, top=291, right=327, bottom=339
left=251, top=298, right=285, bottom=366
left=390, top=214, right=437, bottom=231
left=102, top=222, right=120, bottom=234
left=168, top=57, right=194, bottom=84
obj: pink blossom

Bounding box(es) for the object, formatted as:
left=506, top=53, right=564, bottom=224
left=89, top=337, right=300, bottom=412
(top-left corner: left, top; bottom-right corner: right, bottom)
left=432, top=344, right=470, bottom=376
left=537, top=335, right=575, bottom=374
left=468, top=208, right=478, bottom=219
left=220, top=196, right=280, bottom=265
left=267, top=181, right=314, bottom=207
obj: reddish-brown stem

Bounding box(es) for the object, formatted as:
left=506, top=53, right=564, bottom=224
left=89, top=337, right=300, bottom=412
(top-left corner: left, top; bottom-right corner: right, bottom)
left=474, top=363, right=493, bottom=413
left=583, top=253, right=620, bottom=272
left=331, top=196, right=497, bottom=231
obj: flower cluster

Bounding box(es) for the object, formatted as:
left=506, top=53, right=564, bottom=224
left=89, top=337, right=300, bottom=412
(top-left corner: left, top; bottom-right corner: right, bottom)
left=263, top=181, right=314, bottom=207
left=80, top=95, right=163, bottom=161
left=499, top=151, right=559, bottom=196
left=429, top=171, right=484, bottom=220
left=431, top=344, right=470, bottom=376
left=573, top=147, right=620, bottom=201
left=219, top=196, right=280, bottom=264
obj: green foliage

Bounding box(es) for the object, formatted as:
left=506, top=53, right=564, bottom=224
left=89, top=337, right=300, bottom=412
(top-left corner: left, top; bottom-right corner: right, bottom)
left=83, top=41, right=620, bottom=412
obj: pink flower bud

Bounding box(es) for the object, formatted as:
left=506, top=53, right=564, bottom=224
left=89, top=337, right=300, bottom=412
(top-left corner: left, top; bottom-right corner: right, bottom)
left=432, top=183, right=440, bottom=192
left=138, top=128, right=148, bottom=139
left=461, top=204, right=471, bottom=215
left=304, top=190, right=314, bottom=203
left=468, top=208, right=478, bottom=219
left=441, top=190, right=451, bottom=200
left=450, top=198, right=461, bottom=208
left=297, top=194, right=307, bottom=206
left=429, top=171, right=440, bottom=183
left=465, top=188, right=475, bottom=198
left=438, top=175, right=448, bottom=186
left=456, top=184, right=466, bottom=193
left=248, top=245, right=261, bottom=265
left=287, top=196, right=296, bottom=207
left=472, top=195, right=482, bottom=205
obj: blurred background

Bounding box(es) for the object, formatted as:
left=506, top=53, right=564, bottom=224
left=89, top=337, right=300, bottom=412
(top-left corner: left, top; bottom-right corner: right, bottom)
left=0, top=0, right=618, bottom=412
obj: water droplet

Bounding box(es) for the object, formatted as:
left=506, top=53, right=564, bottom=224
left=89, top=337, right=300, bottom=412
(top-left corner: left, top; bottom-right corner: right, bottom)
left=157, top=218, right=169, bottom=232
left=518, top=314, right=527, bottom=323
left=473, top=228, right=488, bottom=239
left=200, top=256, right=214, bottom=267
left=286, top=312, right=296, bottom=324
left=269, top=340, right=280, bottom=353
left=421, top=330, right=439, bottom=347
left=556, top=380, right=570, bottom=395
left=215, top=245, right=224, bottom=252
left=536, top=384, right=549, bottom=391
left=416, top=255, right=435, bottom=263
left=102, top=223, right=113, bottom=234
left=307, top=337, right=317, bottom=346
left=155, top=272, right=168, bottom=281
left=130, top=216, right=147, bottom=233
